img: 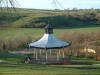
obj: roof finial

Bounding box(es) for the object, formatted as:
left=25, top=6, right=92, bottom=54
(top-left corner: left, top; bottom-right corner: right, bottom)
left=45, top=24, right=53, bottom=34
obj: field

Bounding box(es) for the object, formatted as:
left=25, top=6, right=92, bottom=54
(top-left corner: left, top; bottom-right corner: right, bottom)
left=0, top=26, right=100, bottom=39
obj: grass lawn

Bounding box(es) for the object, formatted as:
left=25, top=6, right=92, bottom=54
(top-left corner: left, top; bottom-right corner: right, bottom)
left=0, top=51, right=100, bottom=75
left=0, top=63, right=100, bottom=75
left=0, top=51, right=27, bottom=63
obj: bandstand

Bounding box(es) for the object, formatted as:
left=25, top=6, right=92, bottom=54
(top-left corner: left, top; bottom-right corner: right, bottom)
left=29, top=24, right=71, bottom=65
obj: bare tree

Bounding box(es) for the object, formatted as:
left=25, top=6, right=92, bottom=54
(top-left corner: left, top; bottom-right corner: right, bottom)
left=60, top=31, right=85, bottom=57
left=0, top=0, right=20, bottom=12
left=52, top=0, right=64, bottom=10
left=0, top=0, right=19, bottom=7
left=0, top=0, right=64, bottom=10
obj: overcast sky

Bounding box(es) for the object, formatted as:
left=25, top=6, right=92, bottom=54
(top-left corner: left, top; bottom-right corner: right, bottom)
left=17, top=0, right=100, bottom=9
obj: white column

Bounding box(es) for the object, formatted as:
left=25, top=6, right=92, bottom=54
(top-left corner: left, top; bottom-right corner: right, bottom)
left=57, top=50, right=59, bottom=61
left=40, top=49, right=42, bottom=56
left=59, top=49, right=61, bottom=57
left=63, top=47, right=65, bottom=58
left=57, top=49, right=61, bottom=61
left=62, top=45, right=65, bottom=58
left=63, top=51, right=65, bottom=58
left=34, top=48, right=36, bottom=58
left=36, top=49, right=37, bottom=60
left=46, top=50, right=48, bottom=62
left=50, top=49, right=51, bottom=55
left=62, top=44, right=65, bottom=58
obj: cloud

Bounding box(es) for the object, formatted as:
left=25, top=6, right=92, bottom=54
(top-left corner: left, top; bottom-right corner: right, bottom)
left=87, top=1, right=100, bottom=4
left=63, top=4, right=77, bottom=8
left=62, top=0, right=100, bottom=9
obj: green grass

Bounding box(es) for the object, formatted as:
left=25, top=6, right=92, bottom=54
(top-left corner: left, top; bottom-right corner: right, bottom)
left=0, top=64, right=100, bottom=75
left=0, top=28, right=44, bottom=39
left=0, top=51, right=100, bottom=75
left=0, top=51, right=27, bottom=63
left=0, top=26, right=100, bottom=39
left=71, top=56, right=100, bottom=65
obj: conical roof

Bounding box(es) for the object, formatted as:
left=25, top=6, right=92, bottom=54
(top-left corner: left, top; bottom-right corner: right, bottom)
left=29, top=25, right=70, bottom=49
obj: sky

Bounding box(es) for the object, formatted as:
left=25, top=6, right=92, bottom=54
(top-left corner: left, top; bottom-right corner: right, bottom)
left=17, top=0, right=100, bottom=10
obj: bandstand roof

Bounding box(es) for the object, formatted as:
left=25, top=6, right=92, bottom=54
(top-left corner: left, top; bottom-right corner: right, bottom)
left=29, top=25, right=71, bottom=49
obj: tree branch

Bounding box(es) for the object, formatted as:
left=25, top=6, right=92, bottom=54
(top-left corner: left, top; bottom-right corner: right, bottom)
left=0, top=0, right=20, bottom=13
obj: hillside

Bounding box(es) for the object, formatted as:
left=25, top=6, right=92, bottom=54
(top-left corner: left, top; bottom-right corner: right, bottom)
left=0, top=8, right=100, bottom=28
left=0, top=8, right=100, bottom=62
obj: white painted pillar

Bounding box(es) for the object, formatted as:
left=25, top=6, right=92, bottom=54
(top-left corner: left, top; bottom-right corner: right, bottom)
left=57, top=49, right=61, bottom=61
left=40, top=49, right=42, bottom=56
left=36, top=49, right=37, bottom=60
left=57, top=50, right=59, bottom=61
left=62, top=44, right=65, bottom=58
left=46, top=50, right=48, bottom=62
left=34, top=48, right=36, bottom=58
left=59, top=49, right=61, bottom=57
left=50, top=49, right=51, bottom=55
left=63, top=51, right=65, bottom=58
